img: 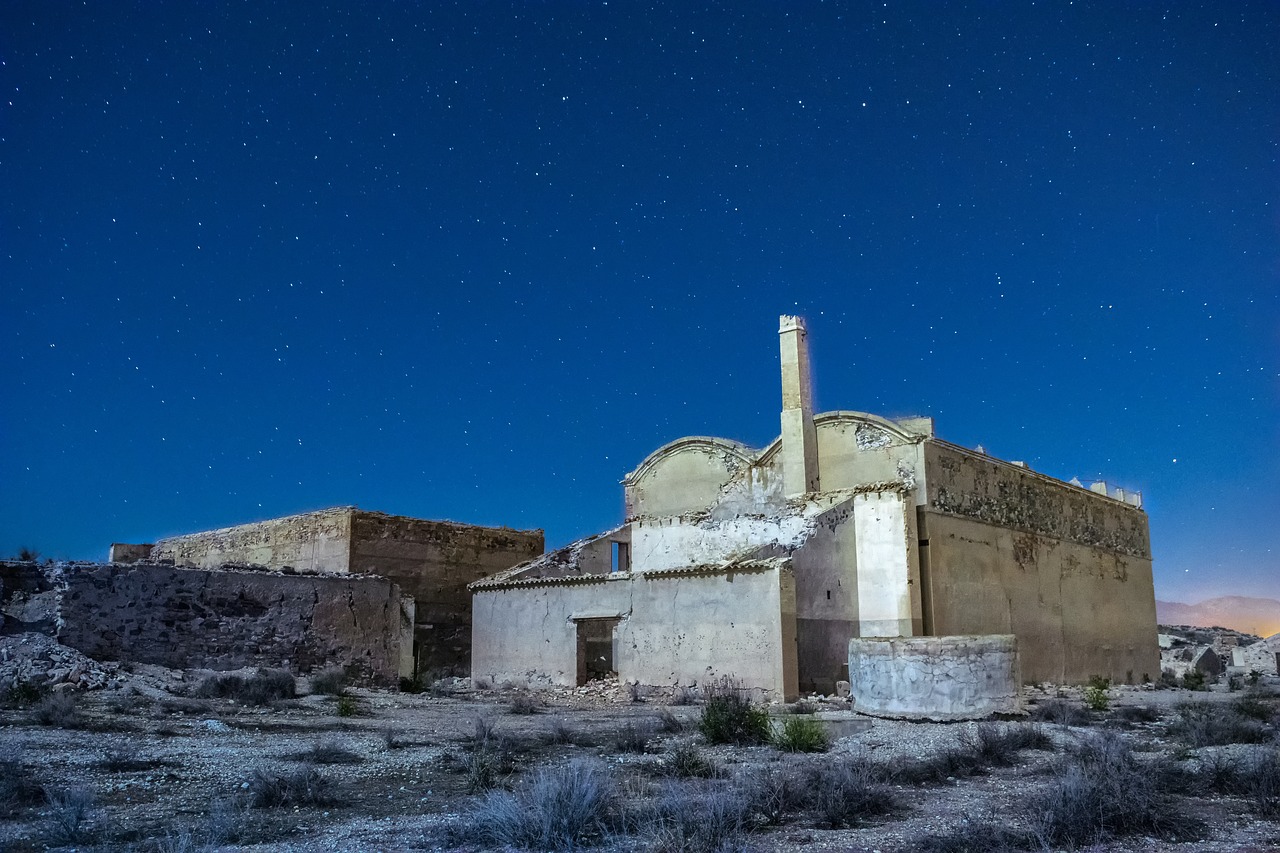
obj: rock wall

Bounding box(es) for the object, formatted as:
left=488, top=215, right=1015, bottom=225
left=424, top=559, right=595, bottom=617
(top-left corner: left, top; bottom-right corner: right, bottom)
left=58, top=563, right=404, bottom=686
left=151, top=507, right=354, bottom=573
left=848, top=634, right=1021, bottom=720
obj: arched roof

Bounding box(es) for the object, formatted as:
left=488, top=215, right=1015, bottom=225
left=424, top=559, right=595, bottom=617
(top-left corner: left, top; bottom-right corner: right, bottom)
left=756, top=410, right=925, bottom=465
left=622, top=436, right=757, bottom=486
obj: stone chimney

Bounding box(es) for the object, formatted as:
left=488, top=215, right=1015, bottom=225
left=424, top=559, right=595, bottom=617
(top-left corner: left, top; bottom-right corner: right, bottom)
left=779, top=315, right=820, bottom=496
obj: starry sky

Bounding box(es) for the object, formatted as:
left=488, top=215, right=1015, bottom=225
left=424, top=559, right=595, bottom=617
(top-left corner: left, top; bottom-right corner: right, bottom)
left=2, top=2, right=1276, bottom=604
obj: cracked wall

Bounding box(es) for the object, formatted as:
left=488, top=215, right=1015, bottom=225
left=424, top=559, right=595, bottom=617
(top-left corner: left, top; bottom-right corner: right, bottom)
left=848, top=634, right=1021, bottom=720
left=58, top=563, right=403, bottom=685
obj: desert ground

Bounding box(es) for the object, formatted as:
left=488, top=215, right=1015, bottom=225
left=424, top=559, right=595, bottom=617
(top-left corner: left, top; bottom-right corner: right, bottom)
left=1, top=639, right=1278, bottom=853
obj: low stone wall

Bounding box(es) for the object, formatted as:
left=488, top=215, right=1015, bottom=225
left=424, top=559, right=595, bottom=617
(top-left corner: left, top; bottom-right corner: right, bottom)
left=847, top=634, right=1021, bottom=720
left=59, top=563, right=404, bottom=686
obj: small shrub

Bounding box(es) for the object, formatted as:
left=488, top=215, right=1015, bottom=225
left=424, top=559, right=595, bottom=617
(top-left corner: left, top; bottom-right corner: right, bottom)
left=772, top=716, right=830, bottom=753
left=962, top=723, right=1053, bottom=765
left=656, top=708, right=684, bottom=733
left=1087, top=674, right=1111, bottom=691
left=308, top=667, right=347, bottom=696
left=669, top=686, right=698, bottom=706
left=1247, top=670, right=1263, bottom=686
left=1109, top=704, right=1162, bottom=727
left=2, top=679, right=46, bottom=707
left=628, top=681, right=645, bottom=703
left=915, top=821, right=1032, bottom=853
left=1171, top=702, right=1267, bottom=747
left=638, top=779, right=752, bottom=851
left=892, top=746, right=984, bottom=785
left=206, top=796, right=246, bottom=845
left=248, top=765, right=332, bottom=808
left=465, top=747, right=501, bottom=792
left=789, top=698, right=819, bottom=715
left=1236, top=747, right=1280, bottom=817
left=98, top=750, right=167, bottom=772
left=0, top=749, right=41, bottom=818
left=546, top=717, right=576, bottom=745
left=297, top=738, right=363, bottom=765
left=739, top=764, right=807, bottom=826
left=464, top=759, right=614, bottom=850
left=43, top=786, right=94, bottom=845
left=1233, top=690, right=1275, bottom=722
left=615, top=721, right=654, bottom=754
left=1083, top=684, right=1110, bottom=712
left=665, top=742, right=718, bottom=778
left=698, top=690, right=771, bottom=746
left=508, top=691, right=540, bottom=715
left=1029, top=730, right=1195, bottom=846
left=807, top=759, right=896, bottom=828
left=335, top=694, right=360, bottom=717
left=1182, top=669, right=1207, bottom=691
left=31, top=690, right=81, bottom=728
left=472, top=716, right=497, bottom=746
left=383, top=727, right=407, bottom=750
left=1028, top=698, right=1091, bottom=727
left=196, top=668, right=296, bottom=705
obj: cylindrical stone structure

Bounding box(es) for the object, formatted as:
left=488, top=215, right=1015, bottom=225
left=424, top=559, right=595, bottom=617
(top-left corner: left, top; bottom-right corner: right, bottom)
left=847, top=634, right=1022, bottom=720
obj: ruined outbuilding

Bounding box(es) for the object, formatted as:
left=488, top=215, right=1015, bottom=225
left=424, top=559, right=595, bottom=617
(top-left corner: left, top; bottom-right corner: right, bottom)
left=116, top=507, right=543, bottom=675
left=471, top=316, right=1159, bottom=707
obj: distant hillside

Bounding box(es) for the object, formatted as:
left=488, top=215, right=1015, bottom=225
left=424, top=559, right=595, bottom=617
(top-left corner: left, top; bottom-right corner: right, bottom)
left=1157, top=596, right=1280, bottom=638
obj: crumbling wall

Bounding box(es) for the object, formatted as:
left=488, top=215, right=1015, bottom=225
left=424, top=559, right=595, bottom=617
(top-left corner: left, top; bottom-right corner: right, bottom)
left=624, top=438, right=755, bottom=520
left=924, top=443, right=1151, bottom=558
left=471, top=562, right=797, bottom=699
left=58, top=564, right=403, bottom=685
left=848, top=634, right=1022, bottom=720
left=0, top=560, right=59, bottom=635
left=151, top=508, right=354, bottom=572
left=349, top=512, right=543, bottom=674
left=813, top=414, right=927, bottom=497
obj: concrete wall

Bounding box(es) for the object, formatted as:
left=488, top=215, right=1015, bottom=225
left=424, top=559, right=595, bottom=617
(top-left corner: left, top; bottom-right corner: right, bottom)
left=58, top=563, right=404, bottom=686
left=152, top=508, right=354, bottom=573
left=347, top=512, right=544, bottom=673
left=848, top=634, right=1022, bottom=720
left=471, top=562, right=797, bottom=699
left=922, top=443, right=1159, bottom=684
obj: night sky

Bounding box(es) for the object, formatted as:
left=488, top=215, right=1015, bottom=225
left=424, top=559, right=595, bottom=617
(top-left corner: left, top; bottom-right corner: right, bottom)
left=3, top=2, right=1276, bottom=604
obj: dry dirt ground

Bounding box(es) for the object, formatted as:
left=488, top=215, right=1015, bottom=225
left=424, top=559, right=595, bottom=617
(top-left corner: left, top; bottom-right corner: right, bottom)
left=2, top=664, right=1279, bottom=853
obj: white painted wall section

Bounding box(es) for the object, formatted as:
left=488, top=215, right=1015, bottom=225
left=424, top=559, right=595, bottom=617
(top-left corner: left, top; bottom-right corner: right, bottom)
left=853, top=490, right=922, bottom=637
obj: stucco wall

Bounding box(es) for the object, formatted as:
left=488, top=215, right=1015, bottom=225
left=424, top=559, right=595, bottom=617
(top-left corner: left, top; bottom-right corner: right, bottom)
left=151, top=508, right=354, bottom=573
left=848, top=634, right=1022, bottom=720
left=921, top=511, right=1159, bottom=684
left=924, top=443, right=1151, bottom=558
left=58, top=563, right=404, bottom=685
left=471, top=563, right=797, bottom=699
left=814, top=415, right=926, bottom=497
left=624, top=439, right=754, bottom=519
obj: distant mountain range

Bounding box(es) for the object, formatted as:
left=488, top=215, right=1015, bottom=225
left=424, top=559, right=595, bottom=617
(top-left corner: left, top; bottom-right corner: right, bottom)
left=1156, top=596, right=1280, bottom=639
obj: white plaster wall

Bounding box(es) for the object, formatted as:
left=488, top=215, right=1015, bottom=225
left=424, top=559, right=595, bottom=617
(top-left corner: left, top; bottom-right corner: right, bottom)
left=853, top=491, right=922, bottom=637
left=471, top=580, right=632, bottom=687
left=471, top=567, right=797, bottom=698
left=848, top=635, right=1022, bottom=720
left=627, top=447, right=743, bottom=519
left=630, top=515, right=811, bottom=573
left=620, top=569, right=793, bottom=697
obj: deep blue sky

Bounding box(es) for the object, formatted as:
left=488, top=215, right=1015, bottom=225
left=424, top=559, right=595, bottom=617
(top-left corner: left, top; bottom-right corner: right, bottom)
left=3, top=2, right=1276, bottom=603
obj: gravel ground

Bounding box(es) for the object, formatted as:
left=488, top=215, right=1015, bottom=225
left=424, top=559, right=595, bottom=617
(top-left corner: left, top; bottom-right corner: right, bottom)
left=1, top=659, right=1278, bottom=853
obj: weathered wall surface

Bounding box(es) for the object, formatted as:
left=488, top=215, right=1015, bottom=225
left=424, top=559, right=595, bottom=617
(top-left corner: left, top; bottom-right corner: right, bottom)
left=921, top=511, right=1159, bottom=684
left=151, top=508, right=354, bottom=573
left=852, top=490, right=922, bottom=638
left=924, top=443, right=1151, bottom=558
left=0, top=561, right=59, bottom=635
left=349, top=512, right=543, bottom=673
left=848, top=635, right=1022, bottom=720
left=624, top=439, right=754, bottom=520
left=814, top=414, right=926, bottom=498
left=471, top=563, right=797, bottom=699
left=58, top=564, right=403, bottom=685
left=921, top=442, right=1158, bottom=684
left=790, top=500, right=859, bottom=693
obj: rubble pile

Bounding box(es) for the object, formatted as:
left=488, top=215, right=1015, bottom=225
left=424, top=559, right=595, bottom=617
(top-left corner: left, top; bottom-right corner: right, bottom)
left=0, top=632, right=124, bottom=692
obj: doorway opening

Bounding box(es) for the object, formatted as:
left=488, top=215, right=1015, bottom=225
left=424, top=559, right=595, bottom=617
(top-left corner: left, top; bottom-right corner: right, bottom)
left=575, top=618, right=620, bottom=685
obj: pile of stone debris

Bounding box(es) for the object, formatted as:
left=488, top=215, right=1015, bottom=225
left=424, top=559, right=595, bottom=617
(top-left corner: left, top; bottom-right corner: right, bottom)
left=0, top=631, right=125, bottom=692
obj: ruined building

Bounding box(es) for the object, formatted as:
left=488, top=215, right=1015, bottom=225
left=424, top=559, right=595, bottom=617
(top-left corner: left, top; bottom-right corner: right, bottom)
left=471, top=316, right=1159, bottom=706
left=114, top=507, right=543, bottom=676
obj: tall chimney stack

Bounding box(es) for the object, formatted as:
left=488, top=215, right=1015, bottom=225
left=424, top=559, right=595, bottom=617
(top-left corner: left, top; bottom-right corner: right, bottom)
left=779, top=315, right=820, bottom=496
